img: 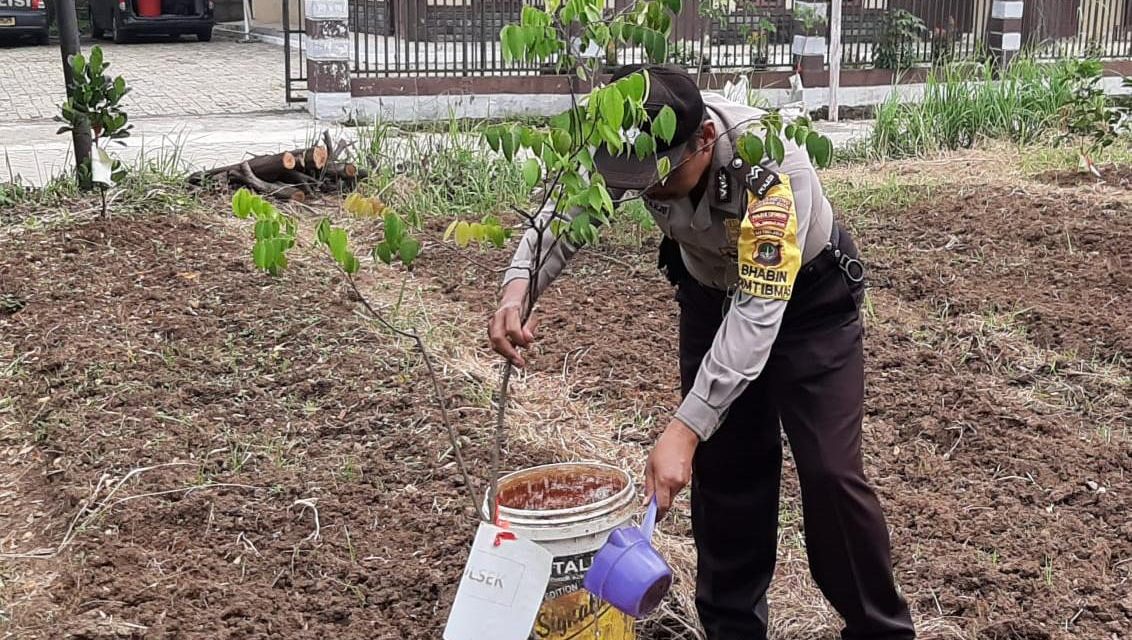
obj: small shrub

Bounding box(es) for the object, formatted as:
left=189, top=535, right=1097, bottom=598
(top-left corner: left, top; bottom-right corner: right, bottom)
left=874, top=9, right=927, bottom=71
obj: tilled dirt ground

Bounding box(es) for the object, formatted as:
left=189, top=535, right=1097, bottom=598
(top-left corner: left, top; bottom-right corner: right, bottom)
left=1, top=155, right=1130, bottom=640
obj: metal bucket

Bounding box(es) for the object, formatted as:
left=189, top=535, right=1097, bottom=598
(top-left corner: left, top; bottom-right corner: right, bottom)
left=492, top=462, right=638, bottom=640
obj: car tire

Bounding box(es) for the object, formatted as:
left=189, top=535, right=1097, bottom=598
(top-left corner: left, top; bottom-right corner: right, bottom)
left=112, top=21, right=127, bottom=44
left=196, top=28, right=212, bottom=42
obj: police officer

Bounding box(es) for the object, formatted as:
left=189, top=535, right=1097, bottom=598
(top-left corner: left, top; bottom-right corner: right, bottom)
left=488, top=64, right=917, bottom=640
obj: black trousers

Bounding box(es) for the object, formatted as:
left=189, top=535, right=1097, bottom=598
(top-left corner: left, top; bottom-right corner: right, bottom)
left=676, top=226, right=916, bottom=640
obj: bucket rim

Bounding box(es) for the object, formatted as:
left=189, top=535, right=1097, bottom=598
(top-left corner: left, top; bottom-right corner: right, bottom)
left=492, top=461, right=635, bottom=521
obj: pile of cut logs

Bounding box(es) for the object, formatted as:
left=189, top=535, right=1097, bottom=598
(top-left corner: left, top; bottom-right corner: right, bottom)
left=188, top=131, right=367, bottom=203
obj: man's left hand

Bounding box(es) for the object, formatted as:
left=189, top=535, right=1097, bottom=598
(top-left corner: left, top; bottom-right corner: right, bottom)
left=644, top=418, right=700, bottom=518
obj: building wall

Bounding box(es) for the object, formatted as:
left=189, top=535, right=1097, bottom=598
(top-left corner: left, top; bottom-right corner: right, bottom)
left=250, top=0, right=299, bottom=25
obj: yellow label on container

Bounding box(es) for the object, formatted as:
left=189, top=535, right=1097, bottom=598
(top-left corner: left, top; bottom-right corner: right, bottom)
left=531, top=551, right=634, bottom=640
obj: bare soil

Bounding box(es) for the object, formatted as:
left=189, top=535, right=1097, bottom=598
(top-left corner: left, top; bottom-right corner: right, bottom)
left=1038, top=164, right=1132, bottom=190
left=2, top=161, right=1130, bottom=640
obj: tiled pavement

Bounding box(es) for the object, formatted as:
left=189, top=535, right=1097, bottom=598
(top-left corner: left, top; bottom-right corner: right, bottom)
left=0, top=38, right=291, bottom=121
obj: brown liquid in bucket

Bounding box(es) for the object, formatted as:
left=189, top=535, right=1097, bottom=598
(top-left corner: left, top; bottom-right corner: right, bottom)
left=498, top=465, right=626, bottom=511
left=497, top=464, right=637, bottom=640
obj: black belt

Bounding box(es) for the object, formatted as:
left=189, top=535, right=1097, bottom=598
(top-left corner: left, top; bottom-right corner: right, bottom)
left=826, top=221, right=865, bottom=283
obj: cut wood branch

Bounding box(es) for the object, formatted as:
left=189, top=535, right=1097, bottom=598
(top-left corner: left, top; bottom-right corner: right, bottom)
left=188, top=150, right=297, bottom=185
left=297, top=145, right=329, bottom=173
left=322, top=130, right=336, bottom=162
left=235, top=161, right=305, bottom=202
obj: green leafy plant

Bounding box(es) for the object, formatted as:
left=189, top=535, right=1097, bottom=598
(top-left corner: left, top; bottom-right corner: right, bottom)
left=55, top=45, right=132, bottom=213
left=874, top=9, right=927, bottom=71
left=744, top=17, right=777, bottom=69
left=1054, top=59, right=1131, bottom=177
left=793, top=4, right=827, bottom=33
left=231, top=187, right=297, bottom=275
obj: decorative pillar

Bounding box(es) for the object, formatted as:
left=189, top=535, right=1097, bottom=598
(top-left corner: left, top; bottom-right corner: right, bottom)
left=988, top=0, right=1024, bottom=67
left=305, top=0, right=352, bottom=120
left=791, top=0, right=829, bottom=74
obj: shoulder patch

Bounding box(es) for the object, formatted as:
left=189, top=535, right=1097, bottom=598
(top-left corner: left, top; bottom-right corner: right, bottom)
left=737, top=175, right=800, bottom=301
left=743, top=164, right=781, bottom=200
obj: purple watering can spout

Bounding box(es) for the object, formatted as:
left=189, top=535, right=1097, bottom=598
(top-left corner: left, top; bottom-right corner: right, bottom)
left=582, top=496, right=673, bottom=618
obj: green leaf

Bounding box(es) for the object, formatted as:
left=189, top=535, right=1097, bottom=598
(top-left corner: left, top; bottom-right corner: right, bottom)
left=599, top=185, right=614, bottom=215
left=654, top=105, right=677, bottom=144
left=583, top=3, right=602, bottom=23
left=766, top=132, right=786, bottom=165
left=643, top=29, right=667, bottom=63
left=793, top=123, right=809, bottom=147
left=519, top=127, right=539, bottom=153
left=657, top=155, right=672, bottom=180
left=252, top=240, right=271, bottom=271
left=399, top=236, right=421, bottom=267
left=443, top=219, right=460, bottom=242
left=522, top=158, right=541, bottom=189
left=453, top=221, right=473, bottom=247
left=551, top=128, right=572, bottom=155
left=485, top=126, right=502, bottom=152
left=315, top=217, right=331, bottom=244
left=500, top=126, right=518, bottom=162
left=90, top=47, right=103, bottom=73
left=384, top=211, right=405, bottom=247
left=501, top=25, right=525, bottom=62
left=806, top=131, right=833, bottom=168
left=251, top=197, right=273, bottom=219
left=619, top=71, right=647, bottom=103
left=737, top=133, right=764, bottom=165
left=373, top=242, right=393, bottom=265
left=661, top=0, right=681, bottom=14
left=70, top=53, right=86, bottom=78
left=577, top=146, right=595, bottom=172
left=634, top=132, right=656, bottom=159
left=232, top=188, right=254, bottom=219
left=253, top=218, right=275, bottom=241
left=784, top=123, right=796, bottom=142
left=600, top=86, right=625, bottom=131
left=597, top=122, right=623, bottom=155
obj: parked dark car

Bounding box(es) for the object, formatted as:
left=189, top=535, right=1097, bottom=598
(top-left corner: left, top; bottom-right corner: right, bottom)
left=0, top=0, right=50, bottom=45
left=90, top=0, right=215, bottom=43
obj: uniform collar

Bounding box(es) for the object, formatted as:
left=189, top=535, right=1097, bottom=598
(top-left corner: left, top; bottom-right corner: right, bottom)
left=689, top=107, right=741, bottom=230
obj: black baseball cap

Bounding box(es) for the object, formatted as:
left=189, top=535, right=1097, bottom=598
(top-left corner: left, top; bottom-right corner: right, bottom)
left=593, top=64, right=705, bottom=191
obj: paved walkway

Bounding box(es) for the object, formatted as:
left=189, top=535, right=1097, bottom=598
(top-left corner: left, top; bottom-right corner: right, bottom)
left=0, top=37, right=293, bottom=121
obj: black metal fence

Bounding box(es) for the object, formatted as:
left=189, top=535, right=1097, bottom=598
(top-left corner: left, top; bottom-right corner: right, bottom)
left=342, top=0, right=1132, bottom=79
left=841, top=0, right=988, bottom=70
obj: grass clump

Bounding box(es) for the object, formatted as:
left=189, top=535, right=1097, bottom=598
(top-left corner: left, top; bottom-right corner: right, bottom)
left=870, top=57, right=1106, bottom=158
left=356, top=118, right=528, bottom=228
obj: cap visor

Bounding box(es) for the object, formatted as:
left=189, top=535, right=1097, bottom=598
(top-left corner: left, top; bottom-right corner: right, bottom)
left=593, top=143, right=687, bottom=192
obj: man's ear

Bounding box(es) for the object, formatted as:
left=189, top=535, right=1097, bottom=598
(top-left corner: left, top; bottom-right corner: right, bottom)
left=700, top=120, right=717, bottom=151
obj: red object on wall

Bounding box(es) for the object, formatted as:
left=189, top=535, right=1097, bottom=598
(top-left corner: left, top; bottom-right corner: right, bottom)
left=137, top=0, right=162, bottom=17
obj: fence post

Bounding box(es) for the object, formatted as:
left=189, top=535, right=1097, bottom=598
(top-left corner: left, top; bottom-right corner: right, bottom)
left=828, top=0, right=841, bottom=122
left=305, top=0, right=353, bottom=120
left=987, top=0, right=1025, bottom=67
left=791, top=0, right=830, bottom=75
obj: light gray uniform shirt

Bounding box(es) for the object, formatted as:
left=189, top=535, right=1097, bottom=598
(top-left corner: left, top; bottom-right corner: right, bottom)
left=503, top=92, right=835, bottom=440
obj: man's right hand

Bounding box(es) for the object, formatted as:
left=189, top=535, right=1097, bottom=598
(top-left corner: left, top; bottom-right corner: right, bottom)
left=488, top=279, right=536, bottom=368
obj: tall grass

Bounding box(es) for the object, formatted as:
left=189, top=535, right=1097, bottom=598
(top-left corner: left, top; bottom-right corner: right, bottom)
left=356, top=117, right=527, bottom=228
left=870, top=58, right=1101, bottom=158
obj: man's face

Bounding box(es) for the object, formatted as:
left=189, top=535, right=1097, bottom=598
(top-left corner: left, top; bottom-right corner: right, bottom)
left=643, top=121, right=716, bottom=201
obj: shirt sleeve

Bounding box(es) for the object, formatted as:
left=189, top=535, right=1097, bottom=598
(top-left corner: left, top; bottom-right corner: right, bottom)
left=501, top=188, right=625, bottom=298
left=674, top=150, right=817, bottom=440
